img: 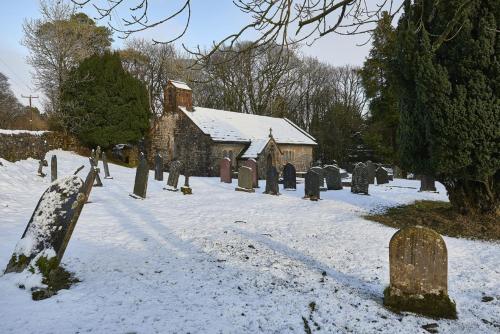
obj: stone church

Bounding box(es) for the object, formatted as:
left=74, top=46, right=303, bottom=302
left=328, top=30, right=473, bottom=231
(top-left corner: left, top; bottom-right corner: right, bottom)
left=151, top=80, right=317, bottom=177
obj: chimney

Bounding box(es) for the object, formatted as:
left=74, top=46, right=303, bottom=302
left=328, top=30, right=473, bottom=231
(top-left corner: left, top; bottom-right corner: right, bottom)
left=163, top=80, right=193, bottom=114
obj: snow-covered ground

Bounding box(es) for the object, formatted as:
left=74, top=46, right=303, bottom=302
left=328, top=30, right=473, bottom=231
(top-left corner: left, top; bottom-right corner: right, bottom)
left=0, top=150, right=498, bottom=334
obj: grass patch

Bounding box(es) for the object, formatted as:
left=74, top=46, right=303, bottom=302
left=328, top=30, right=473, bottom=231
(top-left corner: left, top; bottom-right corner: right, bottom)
left=365, top=200, right=500, bottom=241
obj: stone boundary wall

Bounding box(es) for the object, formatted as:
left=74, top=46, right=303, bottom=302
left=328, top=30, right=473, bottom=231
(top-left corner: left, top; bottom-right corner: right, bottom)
left=0, top=131, right=90, bottom=162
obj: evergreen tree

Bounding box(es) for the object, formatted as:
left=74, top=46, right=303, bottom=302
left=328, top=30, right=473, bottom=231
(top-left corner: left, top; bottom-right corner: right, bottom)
left=61, top=52, right=150, bottom=148
left=394, top=0, right=499, bottom=215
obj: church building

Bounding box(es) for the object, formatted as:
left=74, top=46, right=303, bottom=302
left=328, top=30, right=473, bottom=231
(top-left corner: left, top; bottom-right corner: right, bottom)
left=151, top=80, right=317, bottom=177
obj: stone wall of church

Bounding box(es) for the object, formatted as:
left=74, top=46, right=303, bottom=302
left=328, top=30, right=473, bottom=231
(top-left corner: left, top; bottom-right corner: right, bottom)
left=278, top=144, right=314, bottom=172
left=211, top=143, right=247, bottom=174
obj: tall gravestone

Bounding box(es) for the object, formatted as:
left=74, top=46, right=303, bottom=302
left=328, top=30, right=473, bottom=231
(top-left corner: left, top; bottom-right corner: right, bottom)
left=264, top=166, right=279, bottom=195
left=154, top=153, right=164, bottom=181
left=282, top=163, right=296, bottom=190
left=166, top=160, right=182, bottom=191
left=50, top=155, right=57, bottom=182
left=384, top=226, right=456, bottom=319
left=376, top=167, right=389, bottom=184
left=311, top=166, right=325, bottom=190
left=304, top=169, right=320, bottom=201
left=5, top=175, right=86, bottom=274
left=38, top=159, right=48, bottom=177
left=420, top=175, right=437, bottom=192
left=324, top=165, right=342, bottom=190
left=351, top=162, right=369, bottom=195
left=220, top=158, right=232, bottom=183
left=89, top=156, right=103, bottom=187
left=131, top=153, right=149, bottom=199
left=95, top=146, right=101, bottom=168
left=102, top=152, right=112, bottom=179
left=366, top=161, right=376, bottom=184
left=235, top=166, right=254, bottom=193
left=244, top=159, right=259, bottom=188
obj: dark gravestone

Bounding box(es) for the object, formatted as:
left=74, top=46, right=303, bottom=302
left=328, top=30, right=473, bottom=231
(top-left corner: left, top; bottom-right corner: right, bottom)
left=50, top=155, right=57, bottom=182
left=264, top=166, right=279, bottom=195
left=351, top=162, right=369, bottom=195
left=420, top=175, right=437, bottom=192
left=366, top=161, right=376, bottom=184
left=131, top=153, right=149, bottom=199
left=82, top=166, right=98, bottom=203
left=154, top=153, right=164, bottom=181
left=244, top=159, right=259, bottom=188
left=4, top=175, right=86, bottom=274
left=324, top=165, right=342, bottom=190
left=235, top=166, right=254, bottom=193
left=311, top=166, right=325, bottom=189
left=282, top=163, right=297, bottom=190
left=166, top=160, right=182, bottom=190
left=220, top=158, right=232, bottom=183
left=89, top=157, right=103, bottom=187
left=304, top=169, right=320, bottom=201
left=384, top=226, right=456, bottom=319
left=376, top=167, right=389, bottom=184
left=102, top=152, right=112, bottom=179
left=38, top=159, right=48, bottom=177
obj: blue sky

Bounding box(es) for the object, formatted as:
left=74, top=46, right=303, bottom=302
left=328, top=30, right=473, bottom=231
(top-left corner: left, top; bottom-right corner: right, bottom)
left=0, top=0, right=372, bottom=110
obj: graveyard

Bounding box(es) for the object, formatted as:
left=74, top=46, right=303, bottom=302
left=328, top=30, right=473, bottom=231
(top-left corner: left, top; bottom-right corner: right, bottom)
left=0, top=150, right=499, bottom=333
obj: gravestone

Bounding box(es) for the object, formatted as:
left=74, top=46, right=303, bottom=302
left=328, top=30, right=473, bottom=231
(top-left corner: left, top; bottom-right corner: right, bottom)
left=37, top=159, right=48, bottom=177
left=220, top=157, right=232, bottom=183
left=131, top=153, right=149, bottom=199
left=324, top=165, right=342, bottom=190
left=95, top=146, right=101, bottom=168
left=384, top=226, right=456, bottom=319
left=264, top=166, right=279, bottom=195
left=420, top=175, right=437, bottom=192
left=4, top=175, right=86, bottom=274
left=82, top=165, right=98, bottom=203
left=366, top=160, right=376, bottom=184
left=235, top=166, right=254, bottom=193
left=89, top=156, right=103, bottom=187
left=244, top=159, right=259, bottom=188
left=154, top=153, right=164, bottom=181
left=50, top=155, right=57, bottom=182
left=166, top=160, right=182, bottom=191
left=102, top=152, right=112, bottom=179
left=304, top=169, right=320, bottom=201
left=181, top=172, right=192, bottom=195
left=311, top=166, right=325, bottom=190
left=282, top=163, right=296, bottom=190
left=351, top=162, right=369, bottom=195
left=376, top=167, right=389, bottom=184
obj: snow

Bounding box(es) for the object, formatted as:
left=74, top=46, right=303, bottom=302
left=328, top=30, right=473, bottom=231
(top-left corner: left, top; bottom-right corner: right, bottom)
left=0, top=129, right=48, bottom=135
left=241, top=138, right=270, bottom=158
left=170, top=80, right=192, bottom=91
left=0, top=150, right=499, bottom=333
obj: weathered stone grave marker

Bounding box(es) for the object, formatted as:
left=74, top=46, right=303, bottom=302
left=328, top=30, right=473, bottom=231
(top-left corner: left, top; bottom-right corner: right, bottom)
left=244, top=159, right=259, bottom=188
left=154, top=153, right=163, bottom=181
left=351, top=162, right=369, bottom=195
left=181, top=172, right=192, bottom=195
left=89, top=156, right=103, bottom=187
left=37, top=159, right=48, bottom=177
left=50, top=155, right=57, bottom=182
left=235, top=166, right=254, bottom=193
left=384, top=226, right=456, bottom=319
left=283, top=163, right=296, bottom=190
left=95, top=146, right=101, bottom=168
left=324, top=165, right=342, bottom=190
left=131, top=153, right=149, bottom=199
left=102, top=152, right=112, bottom=179
left=220, top=157, right=232, bottom=183
left=376, top=167, right=389, bottom=184
left=304, top=169, right=320, bottom=201
left=420, top=175, right=437, bottom=192
left=311, top=166, right=326, bottom=191
left=165, top=160, right=182, bottom=191
left=366, top=160, right=376, bottom=184
left=264, top=166, right=279, bottom=195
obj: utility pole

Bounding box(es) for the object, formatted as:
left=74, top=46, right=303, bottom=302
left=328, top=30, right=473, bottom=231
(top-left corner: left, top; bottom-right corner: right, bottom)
left=21, top=95, right=39, bottom=131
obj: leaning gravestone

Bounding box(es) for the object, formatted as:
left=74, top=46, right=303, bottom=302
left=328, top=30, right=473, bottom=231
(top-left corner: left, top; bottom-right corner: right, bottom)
left=235, top=166, right=254, bottom=193
left=366, top=161, right=376, bottom=184
left=38, top=159, right=48, bottom=177
left=154, top=153, right=164, bottom=181
left=351, top=162, right=369, bottom=195
left=282, top=163, right=296, bottom=190
left=166, top=160, right=182, bottom=191
left=89, top=156, right=103, bottom=187
left=131, top=153, right=149, bottom=199
left=384, top=226, right=456, bottom=319
left=102, top=152, right=112, bottom=179
left=304, top=169, right=320, bottom=201
left=244, top=159, right=259, bottom=188
left=420, top=175, right=437, bottom=192
left=264, top=166, right=279, bottom=195
left=324, top=165, right=342, bottom=190
left=50, top=155, right=57, bottom=182
left=376, top=167, right=389, bottom=184
left=220, top=157, right=232, bottom=183
left=4, top=175, right=86, bottom=274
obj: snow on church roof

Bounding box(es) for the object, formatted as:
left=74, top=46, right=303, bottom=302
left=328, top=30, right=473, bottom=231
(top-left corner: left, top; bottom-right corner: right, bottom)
left=169, top=80, right=192, bottom=91
left=179, top=106, right=316, bottom=158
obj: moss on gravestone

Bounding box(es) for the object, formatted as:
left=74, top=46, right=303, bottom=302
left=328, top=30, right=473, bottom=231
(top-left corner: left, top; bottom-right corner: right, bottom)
left=30, top=256, right=79, bottom=301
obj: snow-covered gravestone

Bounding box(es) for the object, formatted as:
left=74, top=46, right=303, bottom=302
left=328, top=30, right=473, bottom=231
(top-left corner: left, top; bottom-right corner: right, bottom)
left=154, top=153, right=163, bottom=181
left=235, top=166, right=254, bottom=193
left=420, top=175, right=437, bottom=192
left=283, top=163, right=296, bottom=190
left=131, top=153, right=149, bottom=199
left=384, top=226, right=457, bottom=319
left=324, top=165, right=342, bottom=190
left=304, top=169, right=320, bottom=201
left=244, top=159, right=259, bottom=188
left=375, top=167, right=389, bottom=184
left=102, top=152, right=112, bottom=179
left=4, top=175, right=86, bottom=274
left=264, top=166, right=279, bottom=195
left=37, top=159, right=48, bottom=177
left=220, top=157, right=231, bottom=183
left=50, top=155, right=57, bottom=182
left=351, top=163, right=369, bottom=195
left=166, top=160, right=182, bottom=191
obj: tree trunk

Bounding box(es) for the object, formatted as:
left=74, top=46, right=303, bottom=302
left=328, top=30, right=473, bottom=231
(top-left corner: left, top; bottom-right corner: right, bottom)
left=442, top=175, right=499, bottom=216
left=419, top=175, right=436, bottom=192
